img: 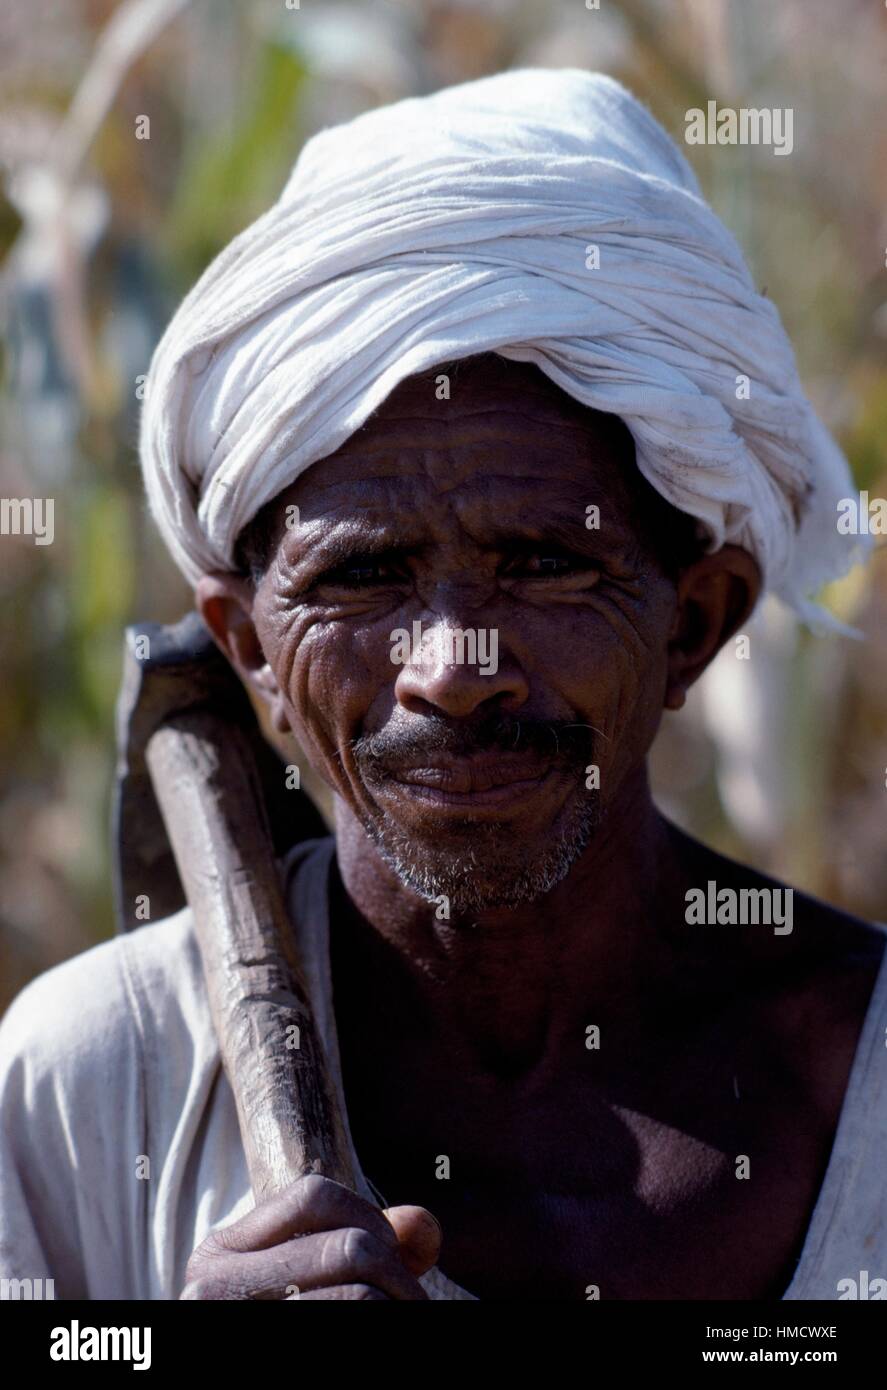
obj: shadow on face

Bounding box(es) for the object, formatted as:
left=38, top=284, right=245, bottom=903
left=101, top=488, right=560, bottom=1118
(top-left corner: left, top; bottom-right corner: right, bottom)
left=199, top=354, right=760, bottom=912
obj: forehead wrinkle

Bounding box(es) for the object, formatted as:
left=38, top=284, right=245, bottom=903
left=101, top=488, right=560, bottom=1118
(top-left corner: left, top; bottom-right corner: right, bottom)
left=296, top=452, right=640, bottom=544
left=337, top=402, right=618, bottom=453
left=302, top=464, right=619, bottom=510
left=302, top=432, right=633, bottom=500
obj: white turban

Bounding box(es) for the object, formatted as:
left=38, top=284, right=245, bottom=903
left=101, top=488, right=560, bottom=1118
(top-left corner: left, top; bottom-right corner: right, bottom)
left=139, top=68, right=866, bottom=623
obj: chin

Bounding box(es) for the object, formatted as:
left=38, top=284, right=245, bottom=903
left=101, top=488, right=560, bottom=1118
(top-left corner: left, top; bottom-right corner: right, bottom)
left=363, top=795, right=602, bottom=916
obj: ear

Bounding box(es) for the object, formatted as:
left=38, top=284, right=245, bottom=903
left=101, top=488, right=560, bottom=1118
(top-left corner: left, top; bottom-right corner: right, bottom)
left=664, top=545, right=762, bottom=711
left=195, top=573, right=291, bottom=733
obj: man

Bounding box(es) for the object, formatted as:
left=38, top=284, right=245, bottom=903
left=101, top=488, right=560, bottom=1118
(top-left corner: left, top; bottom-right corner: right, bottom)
left=1, top=70, right=884, bottom=1302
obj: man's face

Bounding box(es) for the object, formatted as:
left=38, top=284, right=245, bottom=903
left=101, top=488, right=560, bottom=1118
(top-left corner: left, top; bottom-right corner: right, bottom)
left=246, top=358, right=682, bottom=914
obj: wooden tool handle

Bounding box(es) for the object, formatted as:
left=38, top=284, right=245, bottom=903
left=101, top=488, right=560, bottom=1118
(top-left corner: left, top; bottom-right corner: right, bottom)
left=146, top=710, right=357, bottom=1199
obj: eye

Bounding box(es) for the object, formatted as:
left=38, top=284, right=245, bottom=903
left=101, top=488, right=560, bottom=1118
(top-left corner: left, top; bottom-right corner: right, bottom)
left=504, top=546, right=599, bottom=580
left=316, top=555, right=404, bottom=589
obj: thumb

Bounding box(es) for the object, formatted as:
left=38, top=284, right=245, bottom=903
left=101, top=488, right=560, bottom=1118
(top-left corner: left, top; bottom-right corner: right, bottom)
left=383, top=1204, right=442, bottom=1277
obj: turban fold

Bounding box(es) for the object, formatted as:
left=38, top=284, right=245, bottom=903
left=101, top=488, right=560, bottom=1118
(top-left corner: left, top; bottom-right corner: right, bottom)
left=139, top=68, right=866, bottom=622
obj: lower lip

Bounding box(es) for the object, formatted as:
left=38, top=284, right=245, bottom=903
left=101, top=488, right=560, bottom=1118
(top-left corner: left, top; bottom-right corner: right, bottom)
left=384, top=770, right=553, bottom=810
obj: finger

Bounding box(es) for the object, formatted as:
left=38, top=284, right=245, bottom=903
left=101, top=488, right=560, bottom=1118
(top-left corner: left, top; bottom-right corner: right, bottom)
left=202, top=1174, right=399, bottom=1256
left=383, top=1205, right=442, bottom=1277
left=187, top=1225, right=429, bottom=1301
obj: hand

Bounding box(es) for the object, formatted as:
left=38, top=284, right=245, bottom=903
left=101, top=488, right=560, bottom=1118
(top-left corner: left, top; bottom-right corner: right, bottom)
left=180, top=1174, right=442, bottom=1300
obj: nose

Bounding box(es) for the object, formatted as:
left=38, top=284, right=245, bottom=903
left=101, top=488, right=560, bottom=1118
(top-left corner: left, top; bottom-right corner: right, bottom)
left=394, top=617, right=529, bottom=719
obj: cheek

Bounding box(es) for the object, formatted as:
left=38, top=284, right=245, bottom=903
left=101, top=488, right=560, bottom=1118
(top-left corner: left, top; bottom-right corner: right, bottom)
left=544, top=597, right=670, bottom=775
left=261, top=606, right=399, bottom=772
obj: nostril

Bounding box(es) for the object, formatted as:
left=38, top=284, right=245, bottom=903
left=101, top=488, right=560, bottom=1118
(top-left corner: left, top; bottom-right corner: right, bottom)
left=394, top=662, right=530, bottom=721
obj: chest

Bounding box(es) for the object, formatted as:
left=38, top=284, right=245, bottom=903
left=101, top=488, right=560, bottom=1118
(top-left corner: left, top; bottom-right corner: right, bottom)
left=342, top=1050, right=830, bottom=1300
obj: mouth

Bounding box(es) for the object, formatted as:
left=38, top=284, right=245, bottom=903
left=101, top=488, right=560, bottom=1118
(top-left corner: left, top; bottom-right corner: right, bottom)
left=380, top=754, right=558, bottom=812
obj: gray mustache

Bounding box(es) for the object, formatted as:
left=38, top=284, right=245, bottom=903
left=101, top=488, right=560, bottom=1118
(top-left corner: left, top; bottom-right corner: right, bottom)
left=350, top=715, right=597, bottom=772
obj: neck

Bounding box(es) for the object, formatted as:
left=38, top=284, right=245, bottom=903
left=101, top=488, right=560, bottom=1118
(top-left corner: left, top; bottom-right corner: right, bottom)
left=333, top=766, right=687, bottom=1076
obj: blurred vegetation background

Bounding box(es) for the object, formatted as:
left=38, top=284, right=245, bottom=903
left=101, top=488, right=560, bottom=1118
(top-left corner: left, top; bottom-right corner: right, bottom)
left=1, top=0, right=885, bottom=1012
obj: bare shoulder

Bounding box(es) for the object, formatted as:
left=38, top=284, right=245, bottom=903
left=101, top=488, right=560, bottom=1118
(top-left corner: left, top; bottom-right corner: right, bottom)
left=667, top=817, right=885, bottom=963
left=666, top=820, right=885, bottom=1114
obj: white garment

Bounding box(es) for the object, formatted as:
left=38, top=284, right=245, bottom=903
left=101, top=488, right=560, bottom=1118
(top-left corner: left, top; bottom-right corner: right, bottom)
left=0, top=837, right=885, bottom=1300
left=138, top=69, right=867, bottom=624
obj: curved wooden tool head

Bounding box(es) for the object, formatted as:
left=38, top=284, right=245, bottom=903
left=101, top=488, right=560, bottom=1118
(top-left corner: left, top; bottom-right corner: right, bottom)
left=112, top=611, right=326, bottom=933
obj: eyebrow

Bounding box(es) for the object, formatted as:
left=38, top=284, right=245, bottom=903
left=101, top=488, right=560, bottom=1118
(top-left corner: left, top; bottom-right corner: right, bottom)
left=286, top=524, right=424, bottom=576
left=287, top=508, right=634, bottom=576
